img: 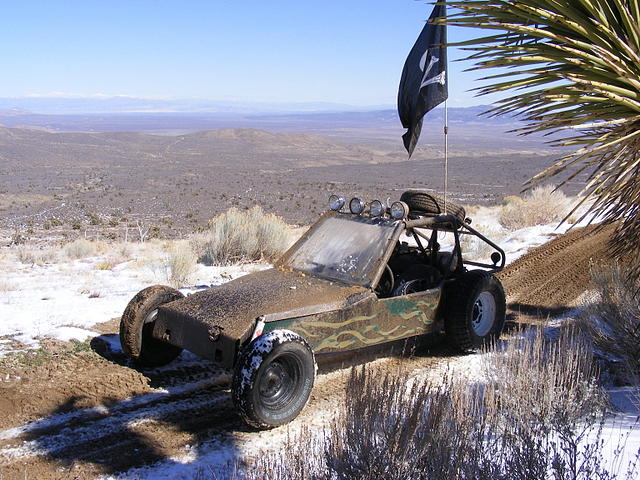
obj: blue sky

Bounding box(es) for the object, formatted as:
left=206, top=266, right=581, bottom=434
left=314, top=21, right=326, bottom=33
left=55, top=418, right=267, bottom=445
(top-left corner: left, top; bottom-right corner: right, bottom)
left=0, top=0, right=498, bottom=108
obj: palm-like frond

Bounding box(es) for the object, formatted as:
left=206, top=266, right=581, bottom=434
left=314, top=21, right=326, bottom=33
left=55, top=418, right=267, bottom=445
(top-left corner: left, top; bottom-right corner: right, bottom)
left=442, top=0, right=640, bottom=281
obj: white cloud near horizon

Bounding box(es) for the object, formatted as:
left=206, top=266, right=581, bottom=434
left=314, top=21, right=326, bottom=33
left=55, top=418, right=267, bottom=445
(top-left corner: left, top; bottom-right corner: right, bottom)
left=22, top=92, right=173, bottom=100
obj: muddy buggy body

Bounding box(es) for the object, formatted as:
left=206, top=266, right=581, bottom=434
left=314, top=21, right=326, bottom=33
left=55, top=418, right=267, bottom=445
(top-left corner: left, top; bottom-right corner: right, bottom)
left=120, top=190, right=506, bottom=429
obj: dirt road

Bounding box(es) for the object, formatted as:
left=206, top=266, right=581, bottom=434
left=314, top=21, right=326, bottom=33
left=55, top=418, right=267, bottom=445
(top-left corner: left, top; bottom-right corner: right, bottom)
left=0, top=225, right=616, bottom=479
left=497, top=223, right=616, bottom=316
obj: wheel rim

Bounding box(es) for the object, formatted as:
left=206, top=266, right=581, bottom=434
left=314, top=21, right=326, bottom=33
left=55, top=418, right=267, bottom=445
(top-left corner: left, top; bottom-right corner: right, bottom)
left=144, top=309, right=158, bottom=324
left=472, top=291, right=496, bottom=337
left=258, top=354, right=301, bottom=411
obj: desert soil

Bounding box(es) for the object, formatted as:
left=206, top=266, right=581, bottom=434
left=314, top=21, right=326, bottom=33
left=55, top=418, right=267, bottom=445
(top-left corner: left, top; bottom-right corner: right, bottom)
left=0, top=123, right=588, bottom=246
left=0, top=224, right=616, bottom=479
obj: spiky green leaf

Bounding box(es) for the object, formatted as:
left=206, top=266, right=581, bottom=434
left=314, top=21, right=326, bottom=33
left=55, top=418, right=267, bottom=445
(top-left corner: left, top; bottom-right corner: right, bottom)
left=442, top=0, right=640, bottom=283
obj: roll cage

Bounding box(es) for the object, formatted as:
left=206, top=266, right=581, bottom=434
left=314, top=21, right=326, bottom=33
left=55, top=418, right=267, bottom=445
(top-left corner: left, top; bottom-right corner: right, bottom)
left=370, top=212, right=506, bottom=297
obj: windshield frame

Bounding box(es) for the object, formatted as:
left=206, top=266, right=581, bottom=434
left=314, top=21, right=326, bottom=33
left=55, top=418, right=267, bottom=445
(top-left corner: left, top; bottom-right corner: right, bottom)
left=277, top=211, right=404, bottom=288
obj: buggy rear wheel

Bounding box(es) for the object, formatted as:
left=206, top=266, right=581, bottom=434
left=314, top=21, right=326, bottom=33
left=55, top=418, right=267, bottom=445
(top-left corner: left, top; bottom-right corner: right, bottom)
left=119, top=285, right=184, bottom=367
left=443, top=270, right=506, bottom=352
left=232, top=330, right=316, bottom=429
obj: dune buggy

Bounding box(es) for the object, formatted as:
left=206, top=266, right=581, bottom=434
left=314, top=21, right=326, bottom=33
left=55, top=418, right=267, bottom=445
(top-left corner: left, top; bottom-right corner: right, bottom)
left=120, top=190, right=506, bottom=429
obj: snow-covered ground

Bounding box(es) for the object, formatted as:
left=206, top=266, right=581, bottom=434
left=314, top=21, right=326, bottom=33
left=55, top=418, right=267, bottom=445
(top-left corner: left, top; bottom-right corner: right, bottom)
left=0, top=243, right=268, bottom=354
left=0, top=210, right=637, bottom=479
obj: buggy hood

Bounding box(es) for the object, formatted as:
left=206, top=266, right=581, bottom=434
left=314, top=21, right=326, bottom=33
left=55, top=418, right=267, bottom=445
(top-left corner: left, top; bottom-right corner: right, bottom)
left=158, top=267, right=369, bottom=343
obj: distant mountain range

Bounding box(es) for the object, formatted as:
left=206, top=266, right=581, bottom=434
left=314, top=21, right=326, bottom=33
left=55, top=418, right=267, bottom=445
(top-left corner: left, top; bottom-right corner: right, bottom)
left=0, top=96, right=391, bottom=115
left=0, top=97, right=557, bottom=157
left=0, top=103, right=518, bottom=136
left=0, top=125, right=399, bottom=174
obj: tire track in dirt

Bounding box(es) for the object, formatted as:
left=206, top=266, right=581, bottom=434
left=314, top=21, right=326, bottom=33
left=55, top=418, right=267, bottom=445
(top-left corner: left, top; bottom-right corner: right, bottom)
left=0, top=353, right=241, bottom=479
left=497, top=223, right=616, bottom=313
left=0, top=340, right=446, bottom=479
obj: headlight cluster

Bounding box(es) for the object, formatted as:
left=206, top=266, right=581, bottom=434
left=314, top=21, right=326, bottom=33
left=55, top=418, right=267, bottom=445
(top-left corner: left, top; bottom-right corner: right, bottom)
left=327, top=195, right=409, bottom=220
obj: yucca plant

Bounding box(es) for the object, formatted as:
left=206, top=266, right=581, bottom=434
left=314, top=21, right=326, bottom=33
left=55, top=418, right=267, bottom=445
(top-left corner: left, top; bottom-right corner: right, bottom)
left=442, top=0, right=640, bottom=281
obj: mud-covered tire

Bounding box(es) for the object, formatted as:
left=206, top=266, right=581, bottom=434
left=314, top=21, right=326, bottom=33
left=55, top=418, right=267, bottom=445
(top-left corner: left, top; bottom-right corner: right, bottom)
left=443, top=270, right=506, bottom=352
left=120, top=285, right=184, bottom=367
left=400, top=190, right=466, bottom=224
left=232, top=330, right=316, bottom=429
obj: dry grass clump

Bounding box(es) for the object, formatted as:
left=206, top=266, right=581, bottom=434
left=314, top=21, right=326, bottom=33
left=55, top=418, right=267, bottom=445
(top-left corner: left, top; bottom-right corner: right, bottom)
left=0, top=280, right=16, bottom=296
left=166, top=240, right=197, bottom=288
left=192, top=206, right=293, bottom=266
left=578, top=263, right=640, bottom=387
left=0, top=280, right=16, bottom=305
left=63, top=239, right=100, bottom=260
left=498, top=184, right=574, bottom=230
left=484, top=326, right=605, bottom=435
left=116, top=241, right=133, bottom=259
left=0, top=280, right=15, bottom=291
left=241, top=327, right=634, bottom=480
left=95, top=261, right=115, bottom=271
left=15, top=245, right=58, bottom=265
left=135, top=240, right=197, bottom=287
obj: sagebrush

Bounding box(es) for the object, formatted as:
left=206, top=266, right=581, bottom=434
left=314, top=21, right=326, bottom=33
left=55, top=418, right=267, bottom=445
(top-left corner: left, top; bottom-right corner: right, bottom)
left=498, top=185, right=574, bottom=230
left=579, top=263, right=640, bottom=387
left=166, top=240, right=197, bottom=288
left=192, top=206, right=292, bottom=266
left=63, top=238, right=99, bottom=260
left=15, top=245, right=58, bottom=265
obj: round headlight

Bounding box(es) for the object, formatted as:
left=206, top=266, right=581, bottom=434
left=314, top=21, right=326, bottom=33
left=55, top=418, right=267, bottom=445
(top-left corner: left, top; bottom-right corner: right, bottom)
left=328, top=194, right=345, bottom=211
left=349, top=197, right=366, bottom=214
left=370, top=200, right=385, bottom=216
left=390, top=201, right=409, bottom=219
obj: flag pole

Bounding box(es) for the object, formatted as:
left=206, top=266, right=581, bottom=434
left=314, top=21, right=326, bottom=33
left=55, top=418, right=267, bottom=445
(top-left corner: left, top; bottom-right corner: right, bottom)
left=444, top=99, right=448, bottom=214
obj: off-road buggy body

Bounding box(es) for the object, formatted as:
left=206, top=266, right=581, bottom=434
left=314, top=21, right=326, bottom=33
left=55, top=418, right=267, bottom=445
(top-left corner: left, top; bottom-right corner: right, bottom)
left=120, top=190, right=506, bottom=429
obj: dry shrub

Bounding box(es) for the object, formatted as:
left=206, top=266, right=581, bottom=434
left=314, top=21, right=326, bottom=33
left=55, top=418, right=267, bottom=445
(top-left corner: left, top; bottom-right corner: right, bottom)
left=245, top=369, right=487, bottom=480
left=192, top=206, right=292, bottom=266
left=116, top=241, right=133, bottom=260
left=499, top=184, right=573, bottom=230
left=136, top=240, right=196, bottom=287
left=321, top=370, right=488, bottom=480
left=63, top=239, right=99, bottom=260
left=15, top=245, right=58, bottom=265
left=94, top=249, right=131, bottom=270
left=241, top=327, right=635, bottom=480
left=97, top=242, right=133, bottom=266
left=578, top=263, right=640, bottom=386
left=166, top=240, right=197, bottom=288
left=0, top=280, right=16, bottom=292
left=484, top=326, right=607, bottom=447
left=486, top=328, right=615, bottom=480
left=0, top=280, right=16, bottom=305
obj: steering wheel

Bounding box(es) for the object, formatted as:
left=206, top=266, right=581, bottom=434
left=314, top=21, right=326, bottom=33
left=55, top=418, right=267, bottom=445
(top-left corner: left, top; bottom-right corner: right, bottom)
left=375, top=264, right=395, bottom=296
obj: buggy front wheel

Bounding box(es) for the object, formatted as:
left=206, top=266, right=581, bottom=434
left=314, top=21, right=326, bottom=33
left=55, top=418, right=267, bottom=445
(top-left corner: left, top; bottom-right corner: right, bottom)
left=232, top=330, right=316, bottom=429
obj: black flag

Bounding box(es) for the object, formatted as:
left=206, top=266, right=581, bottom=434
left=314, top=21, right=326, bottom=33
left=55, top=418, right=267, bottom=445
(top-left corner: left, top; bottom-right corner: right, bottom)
left=398, top=3, right=448, bottom=157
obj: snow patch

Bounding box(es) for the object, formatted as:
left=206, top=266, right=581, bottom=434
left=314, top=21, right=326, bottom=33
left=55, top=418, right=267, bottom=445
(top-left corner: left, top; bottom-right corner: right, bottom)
left=47, top=326, right=97, bottom=342
left=0, top=251, right=267, bottom=356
